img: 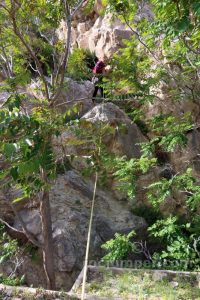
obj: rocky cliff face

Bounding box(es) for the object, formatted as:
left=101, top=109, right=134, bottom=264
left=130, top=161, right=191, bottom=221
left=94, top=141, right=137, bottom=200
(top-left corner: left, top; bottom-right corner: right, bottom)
left=1, top=0, right=200, bottom=293
left=0, top=89, right=147, bottom=290
left=57, top=1, right=134, bottom=59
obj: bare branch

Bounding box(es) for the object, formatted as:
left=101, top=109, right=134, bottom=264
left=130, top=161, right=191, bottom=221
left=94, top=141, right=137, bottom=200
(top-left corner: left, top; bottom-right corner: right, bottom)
left=134, top=240, right=153, bottom=261
left=50, top=0, right=86, bottom=105
left=8, top=256, right=24, bottom=279
left=0, top=4, right=10, bottom=13
left=9, top=1, right=50, bottom=101
left=1, top=47, right=14, bottom=77
left=28, top=63, right=39, bottom=74
left=182, top=36, right=200, bottom=55
left=9, top=201, right=42, bottom=248
left=71, top=0, right=86, bottom=18
left=0, top=217, right=24, bottom=234
left=50, top=1, right=72, bottom=104
left=2, top=187, right=42, bottom=248
left=123, top=15, right=159, bottom=62
left=193, top=236, right=200, bottom=258
left=122, top=15, right=193, bottom=94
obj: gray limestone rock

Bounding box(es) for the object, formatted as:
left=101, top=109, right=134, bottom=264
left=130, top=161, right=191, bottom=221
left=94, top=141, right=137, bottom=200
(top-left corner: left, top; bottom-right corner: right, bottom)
left=82, top=103, right=146, bottom=158
left=6, top=170, right=146, bottom=291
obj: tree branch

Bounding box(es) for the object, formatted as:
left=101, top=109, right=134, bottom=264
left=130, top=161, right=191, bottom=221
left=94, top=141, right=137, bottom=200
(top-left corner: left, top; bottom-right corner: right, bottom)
left=0, top=217, right=24, bottom=234
left=2, top=187, right=42, bottom=248
left=50, top=0, right=72, bottom=104
left=182, top=36, right=200, bottom=55
left=9, top=1, right=50, bottom=101
left=193, top=236, right=200, bottom=258
left=0, top=4, right=10, bottom=13
left=71, top=0, right=86, bottom=18
left=123, top=16, right=159, bottom=63
left=50, top=0, right=85, bottom=105
left=122, top=14, right=189, bottom=89
left=9, top=201, right=42, bottom=248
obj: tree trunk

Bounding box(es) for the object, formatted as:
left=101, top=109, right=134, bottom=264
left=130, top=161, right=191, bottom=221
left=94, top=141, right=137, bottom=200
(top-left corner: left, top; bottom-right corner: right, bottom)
left=40, top=190, right=56, bottom=290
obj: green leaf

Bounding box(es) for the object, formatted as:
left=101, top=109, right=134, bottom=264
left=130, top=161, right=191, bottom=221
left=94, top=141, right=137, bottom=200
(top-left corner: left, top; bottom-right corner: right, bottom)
left=0, top=169, right=9, bottom=180
left=175, top=17, right=190, bottom=33
left=10, top=167, right=19, bottom=180
left=18, top=160, right=40, bottom=176
left=3, top=143, right=17, bottom=158
left=12, top=196, right=27, bottom=203
left=193, top=2, right=200, bottom=16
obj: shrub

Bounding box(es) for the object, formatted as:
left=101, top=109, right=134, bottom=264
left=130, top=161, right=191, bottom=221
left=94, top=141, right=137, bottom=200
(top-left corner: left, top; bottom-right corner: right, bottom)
left=67, top=48, right=97, bottom=81
left=101, top=230, right=136, bottom=263
left=148, top=216, right=200, bottom=271
left=131, top=204, right=162, bottom=226
left=0, top=224, right=25, bottom=286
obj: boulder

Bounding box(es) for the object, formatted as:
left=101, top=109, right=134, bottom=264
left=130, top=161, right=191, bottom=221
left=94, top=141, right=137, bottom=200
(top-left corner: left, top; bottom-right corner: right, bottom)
left=53, top=102, right=146, bottom=174
left=56, top=20, right=78, bottom=49
left=82, top=103, right=146, bottom=158
left=50, top=170, right=147, bottom=272
left=13, top=209, right=42, bottom=238
left=28, top=78, right=94, bottom=116
left=0, top=184, right=25, bottom=224
left=11, top=170, right=147, bottom=290
left=55, top=79, right=94, bottom=115
left=56, top=1, right=154, bottom=60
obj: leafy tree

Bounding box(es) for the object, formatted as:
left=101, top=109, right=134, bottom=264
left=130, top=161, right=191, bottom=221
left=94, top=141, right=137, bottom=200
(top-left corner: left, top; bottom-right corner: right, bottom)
left=98, top=0, right=200, bottom=269
left=0, top=0, right=86, bottom=290
left=1, top=0, right=200, bottom=288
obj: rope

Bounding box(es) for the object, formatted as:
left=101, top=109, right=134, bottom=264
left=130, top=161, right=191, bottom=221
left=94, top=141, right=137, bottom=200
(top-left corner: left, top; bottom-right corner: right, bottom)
left=81, top=98, right=105, bottom=300
left=93, top=92, right=142, bottom=102
left=81, top=171, right=98, bottom=300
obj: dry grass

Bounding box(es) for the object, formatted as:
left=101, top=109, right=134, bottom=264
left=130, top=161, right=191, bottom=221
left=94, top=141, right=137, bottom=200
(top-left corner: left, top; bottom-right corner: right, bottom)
left=77, top=269, right=200, bottom=299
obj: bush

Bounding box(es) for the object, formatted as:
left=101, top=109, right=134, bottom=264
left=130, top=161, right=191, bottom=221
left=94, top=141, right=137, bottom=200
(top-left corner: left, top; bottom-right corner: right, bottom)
left=101, top=230, right=136, bottom=263
left=67, top=48, right=97, bottom=81
left=148, top=216, right=200, bottom=271
left=0, top=224, right=24, bottom=286
left=131, top=204, right=162, bottom=226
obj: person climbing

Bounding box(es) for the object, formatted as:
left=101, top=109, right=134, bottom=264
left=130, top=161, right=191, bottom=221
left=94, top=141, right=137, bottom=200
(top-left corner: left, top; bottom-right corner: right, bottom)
left=92, top=57, right=106, bottom=101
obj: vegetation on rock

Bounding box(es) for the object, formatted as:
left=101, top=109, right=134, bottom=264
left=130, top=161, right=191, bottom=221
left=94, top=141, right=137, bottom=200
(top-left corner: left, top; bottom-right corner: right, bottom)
left=1, top=0, right=200, bottom=295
